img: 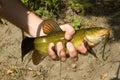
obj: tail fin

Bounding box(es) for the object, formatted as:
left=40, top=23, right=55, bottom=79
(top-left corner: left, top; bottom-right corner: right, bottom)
left=21, top=37, right=35, bottom=61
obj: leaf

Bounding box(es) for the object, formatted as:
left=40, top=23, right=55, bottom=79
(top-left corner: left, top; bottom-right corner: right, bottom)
left=6, top=69, right=14, bottom=75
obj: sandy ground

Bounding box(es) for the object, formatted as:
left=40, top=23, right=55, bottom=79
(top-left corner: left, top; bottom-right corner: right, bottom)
left=0, top=15, right=120, bottom=80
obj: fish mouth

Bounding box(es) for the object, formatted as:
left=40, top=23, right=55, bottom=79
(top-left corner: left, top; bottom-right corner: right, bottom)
left=85, top=34, right=108, bottom=47
left=85, top=29, right=110, bottom=46
left=101, top=28, right=110, bottom=37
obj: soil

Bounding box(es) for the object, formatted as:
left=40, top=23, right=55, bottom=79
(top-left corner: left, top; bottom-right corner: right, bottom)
left=0, top=11, right=120, bottom=80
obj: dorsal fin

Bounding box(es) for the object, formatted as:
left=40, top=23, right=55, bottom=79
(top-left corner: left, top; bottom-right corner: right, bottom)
left=32, top=50, right=45, bottom=65
left=42, top=19, right=62, bottom=34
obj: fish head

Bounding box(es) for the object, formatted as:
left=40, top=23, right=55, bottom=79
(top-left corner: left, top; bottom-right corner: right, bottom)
left=85, top=27, right=110, bottom=46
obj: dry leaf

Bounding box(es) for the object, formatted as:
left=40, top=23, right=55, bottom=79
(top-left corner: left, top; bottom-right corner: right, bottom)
left=101, top=73, right=108, bottom=80
left=71, top=63, right=77, bottom=69
left=6, top=69, right=14, bottom=74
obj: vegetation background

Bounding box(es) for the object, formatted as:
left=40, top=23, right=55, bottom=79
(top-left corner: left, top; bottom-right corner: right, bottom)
left=0, top=0, right=120, bottom=80
left=20, top=0, right=120, bottom=29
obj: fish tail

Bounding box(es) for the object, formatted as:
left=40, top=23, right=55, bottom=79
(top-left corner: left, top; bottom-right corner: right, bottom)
left=21, top=37, right=35, bottom=61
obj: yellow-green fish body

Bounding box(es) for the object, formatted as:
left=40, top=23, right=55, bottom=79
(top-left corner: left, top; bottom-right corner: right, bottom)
left=21, top=19, right=110, bottom=65
left=33, top=27, right=109, bottom=56
left=34, top=31, right=66, bottom=56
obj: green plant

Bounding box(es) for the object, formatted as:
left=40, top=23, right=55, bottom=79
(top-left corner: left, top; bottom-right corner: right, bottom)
left=0, top=18, right=7, bottom=24
left=70, top=17, right=82, bottom=30
left=68, top=0, right=93, bottom=14
left=21, top=0, right=64, bottom=19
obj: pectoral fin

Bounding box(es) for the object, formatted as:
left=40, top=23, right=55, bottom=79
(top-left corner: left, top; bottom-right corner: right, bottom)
left=32, top=50, right=45, bottom=65
left=42, top=19, right=62, bottom=34
left=88, top=48, right=98, bottom=59
left=84, top=41, right=98, bottom=58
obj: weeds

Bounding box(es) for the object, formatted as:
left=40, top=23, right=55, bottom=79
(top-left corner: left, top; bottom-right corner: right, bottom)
left=68, top=0, right=93, bottom=15
left=20, top=0, right=94, bottom=28
left=21, top=0, right=65, bottom=19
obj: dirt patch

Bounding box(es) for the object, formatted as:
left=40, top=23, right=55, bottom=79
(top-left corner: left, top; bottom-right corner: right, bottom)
left=0, top=14, right=120, bottom=80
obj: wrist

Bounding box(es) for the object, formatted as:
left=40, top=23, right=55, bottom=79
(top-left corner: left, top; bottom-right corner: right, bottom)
left=27, top=11, right=47, bottom=37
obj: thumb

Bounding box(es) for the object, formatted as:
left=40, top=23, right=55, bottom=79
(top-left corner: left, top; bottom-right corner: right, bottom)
left=60, top=24, right=75, bottom=40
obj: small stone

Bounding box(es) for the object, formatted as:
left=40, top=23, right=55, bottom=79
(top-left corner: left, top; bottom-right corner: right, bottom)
left=28, top=67, right=33, bottom=71
left=71, top=63, right=77, bottom=69
left=101, top=73, right=108, bottom=80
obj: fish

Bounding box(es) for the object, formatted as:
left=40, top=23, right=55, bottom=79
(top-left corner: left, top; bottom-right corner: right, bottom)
left=21, top=19, right=110, bottom=65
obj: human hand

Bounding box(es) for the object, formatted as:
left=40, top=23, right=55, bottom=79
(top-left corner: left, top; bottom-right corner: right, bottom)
left=48, top=24, right=87, bottom=61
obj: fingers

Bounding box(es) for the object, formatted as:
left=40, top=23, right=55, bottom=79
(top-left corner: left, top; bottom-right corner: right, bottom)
left=48, top=42, right=57, bottom=60
left=77, top=43, right=87, bottom=54
left=48, top=42, right=78, bottom=62
left=60, top=24, right=75, bottom=40
left=48, top=42, right=66, bottom=61
left=66, top=42, right=78, bottom=61
left=56, top=42, right=66, bottom=61
left=48, top=42, right=87, bottom=62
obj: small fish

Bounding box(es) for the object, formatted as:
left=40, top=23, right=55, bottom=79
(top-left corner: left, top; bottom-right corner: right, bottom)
left=21, top=19, right=110, bottom=65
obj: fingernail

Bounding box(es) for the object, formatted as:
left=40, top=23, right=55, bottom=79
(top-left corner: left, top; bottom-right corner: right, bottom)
left=67, top=42, right=72, bottom=48
left=61, top=57, right=66, bottom=62
left=77, top=46, right=87, bottom=54
left=66, top=34, right=71, bottom=40
left=51, top=55, right=57, bottom=60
